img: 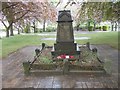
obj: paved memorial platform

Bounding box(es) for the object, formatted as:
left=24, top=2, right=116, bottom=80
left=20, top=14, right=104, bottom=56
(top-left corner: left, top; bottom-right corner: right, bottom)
left=2, top=45, right=119, bottom=88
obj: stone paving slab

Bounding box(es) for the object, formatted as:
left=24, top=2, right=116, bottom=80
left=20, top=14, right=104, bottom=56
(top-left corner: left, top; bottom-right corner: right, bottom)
left=2, top=45, right=119, bottom=88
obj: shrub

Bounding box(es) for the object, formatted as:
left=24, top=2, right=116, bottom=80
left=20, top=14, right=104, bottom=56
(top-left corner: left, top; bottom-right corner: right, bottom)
left=99, top=26, right=102, bottom=30
left=88, top=26, right=93, bottom=31
left=102, top=26, right=107, bottom=31
left=24, top=24, right=30, bottom=33
left=24, top=28, right=28, bottom=33
left=95, top=26, right=99, bottom=29
left=46, top=26, right=55, bottom=32
left=33, top=28, right=43, bottom=33
left=34, top=28, right=41, bottom=33
left=46, top=28, right=52, bottom=32
left=34, top=28, right=38, bottom=33
left=39, top=29, right=43, bottom=33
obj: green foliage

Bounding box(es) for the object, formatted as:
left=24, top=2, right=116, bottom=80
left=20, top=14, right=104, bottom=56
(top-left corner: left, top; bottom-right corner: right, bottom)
left=24, top=27, right=28, bottom=33
left=99, top=26, right=102, bottom=30
left=46, top=26, right=56, bottom=32
left=78, top=22, right=88, bottom=31
left=102, top=26, right=107, bottom=31
left=39, top=57, right=53, bottom=64
left=35, top=28, right=43, bottom=33
left=77, top=2, right=119, bottom=25
left=24, top=24, right=30, bottom=33
left=88, top=26, right=93, bottom=31
left=95, top=26, right=99, bottom=29
left=39, top=28, right=43, bottom=33
left=34, top=28, right=43, bottom=33
left=34, top=28, right=38, bottom=33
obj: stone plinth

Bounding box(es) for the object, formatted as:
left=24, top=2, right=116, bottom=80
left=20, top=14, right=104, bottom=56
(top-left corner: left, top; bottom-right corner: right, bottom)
left=51, top=10, right=80, bottom=56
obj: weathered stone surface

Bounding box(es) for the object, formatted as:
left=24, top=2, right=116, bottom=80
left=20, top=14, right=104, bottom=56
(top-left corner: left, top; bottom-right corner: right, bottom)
left=57, top=10, right=72, bottom=22
left=52, top=10, right=80, bottom=56
left=56, top=10, right=74, bottom=43
left=56, top=22, right=74, bottom=42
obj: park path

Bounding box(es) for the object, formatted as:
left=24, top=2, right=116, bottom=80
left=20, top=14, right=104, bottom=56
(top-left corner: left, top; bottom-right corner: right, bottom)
left=2, top=45, right=119, bottom=88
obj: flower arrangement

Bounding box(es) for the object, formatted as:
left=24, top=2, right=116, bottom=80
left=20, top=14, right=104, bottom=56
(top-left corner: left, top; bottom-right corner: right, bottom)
left=57, top=54, right=74, bottom=59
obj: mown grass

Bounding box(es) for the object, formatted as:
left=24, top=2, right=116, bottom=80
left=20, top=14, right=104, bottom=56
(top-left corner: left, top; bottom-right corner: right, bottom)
left=2, top=34, right=56, bottom=58
left=75, top=31, right=119, bottom=49
left=1, top=31, right=119, bottom=58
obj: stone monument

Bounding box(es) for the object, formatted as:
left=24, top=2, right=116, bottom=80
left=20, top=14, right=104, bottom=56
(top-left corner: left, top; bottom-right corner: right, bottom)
left=51, top=10, right=80, bottom=56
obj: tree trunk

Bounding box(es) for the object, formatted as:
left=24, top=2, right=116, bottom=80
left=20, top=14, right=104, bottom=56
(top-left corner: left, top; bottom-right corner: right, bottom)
left=43, top=19, right=46, bottom=32
left=93, top=22, right=96, bottom=31
left=33, top=26, right=35, bottom=33
left=76, top=24, right=80, bottom=31
left=21, top=27, right=24, bottom=33
left=19, top=25, right=24, bottom=33
left=10, top=23, right=14, bottom=36
left=6, top=28, right=9, bottom=37
left=17, top=25, right=21, bottom=34
left=33, top=20, right=36, bottom=33
left=111, top=22, right=114, bottom=31
left=3, top=21, right=13, bottom=37
left=98, top=23, right=101, bottom=31
left=1, top=20, right=9, bottom=37
left=114, top=21, right=117, bottom=31
left=18, top=28, right=20, bottom=34
left=118, top=19, right=120, bottom=31
left=88, top=20, right=90, bottom=31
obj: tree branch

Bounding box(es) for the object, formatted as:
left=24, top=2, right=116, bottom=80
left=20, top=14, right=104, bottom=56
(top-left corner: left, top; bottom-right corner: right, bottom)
left=2, top=2, right=19, bottom=11
left=14, top=11, right=29, bottom=23
left=1, top=20, right=7, bottom=29
left=64, top=2, right=70, bottom=9
left=56, top=1, right=60, bottom=7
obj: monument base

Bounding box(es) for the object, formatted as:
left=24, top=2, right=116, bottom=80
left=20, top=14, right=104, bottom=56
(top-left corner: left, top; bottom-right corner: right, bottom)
left=51, top=42, right=80, bottom=56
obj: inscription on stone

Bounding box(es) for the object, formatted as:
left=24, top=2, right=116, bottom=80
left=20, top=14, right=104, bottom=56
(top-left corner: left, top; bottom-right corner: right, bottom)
left=58, top=23, right=71, bottom=42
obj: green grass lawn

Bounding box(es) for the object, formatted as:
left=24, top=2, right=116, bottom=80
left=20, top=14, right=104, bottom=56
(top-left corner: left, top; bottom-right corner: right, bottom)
left=1, top=31, right=119, bottom=58
left=76, top=31, right=119, bottom=49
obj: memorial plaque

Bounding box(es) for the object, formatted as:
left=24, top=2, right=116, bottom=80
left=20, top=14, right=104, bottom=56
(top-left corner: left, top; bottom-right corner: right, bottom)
left=57, top=22, right=73, bottom=42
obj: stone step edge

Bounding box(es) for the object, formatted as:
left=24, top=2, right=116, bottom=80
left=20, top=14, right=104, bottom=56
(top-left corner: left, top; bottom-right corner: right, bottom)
left=30, top=70, right=105, bottom=73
